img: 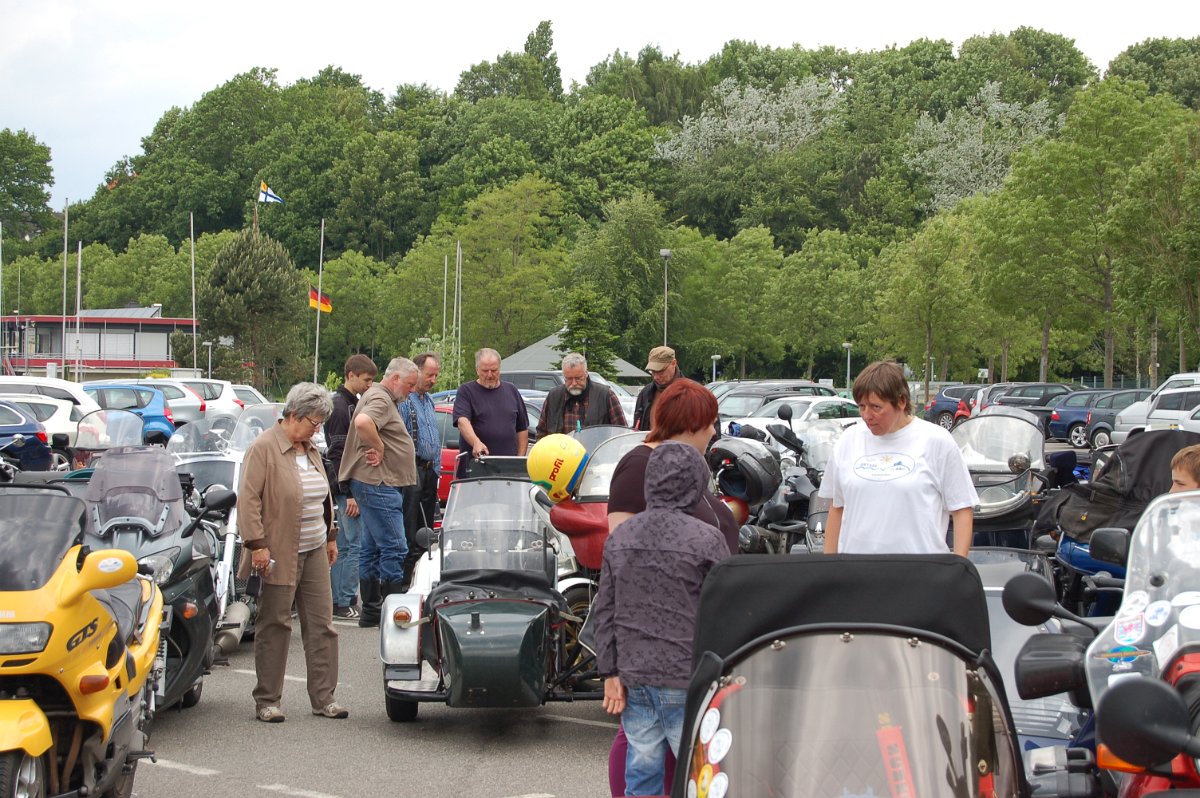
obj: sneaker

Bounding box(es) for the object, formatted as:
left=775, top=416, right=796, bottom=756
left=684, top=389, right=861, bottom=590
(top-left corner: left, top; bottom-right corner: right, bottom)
left=332, top=605, right=360, bottom=620
left=256, top=706, right=286, bottom=723
left=312, top=702, right=349, bottom=719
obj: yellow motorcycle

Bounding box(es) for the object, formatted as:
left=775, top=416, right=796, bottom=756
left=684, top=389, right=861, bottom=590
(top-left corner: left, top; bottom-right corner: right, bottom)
left=0, top=485, right=164, bottom=798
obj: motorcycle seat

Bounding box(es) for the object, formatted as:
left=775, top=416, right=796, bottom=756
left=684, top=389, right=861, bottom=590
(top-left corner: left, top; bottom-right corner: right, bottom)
left=92, top=580, right=146, bottom=645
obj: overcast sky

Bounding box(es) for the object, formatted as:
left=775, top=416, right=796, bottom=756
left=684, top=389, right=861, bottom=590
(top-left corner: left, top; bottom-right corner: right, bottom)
left=6, top=0, right=1198, bottom=208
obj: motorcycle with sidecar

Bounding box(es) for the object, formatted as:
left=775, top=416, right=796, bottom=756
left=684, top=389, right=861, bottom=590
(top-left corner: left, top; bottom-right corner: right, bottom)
left=379, top=469, right=603, bottom=722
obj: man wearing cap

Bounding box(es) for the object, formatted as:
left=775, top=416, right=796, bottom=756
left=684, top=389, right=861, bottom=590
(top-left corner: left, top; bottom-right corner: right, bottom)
left=536, top=352, right=626, bottom=437
left=632, top=346, right=688, bottom=431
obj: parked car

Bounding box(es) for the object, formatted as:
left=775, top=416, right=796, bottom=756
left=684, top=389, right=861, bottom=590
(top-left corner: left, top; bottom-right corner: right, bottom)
left=232, top=384, right=270, bottom=405
left=1045, top=389, right=1114, bottom=447
left=0, top=375, right=102, bottom=414
left=1112, top=372, right=1200, bottom=443
left=726, top=395, right=859, bottom=442
left=1144, top=385, right=1200, bottom=431
left=178, top=378, right=244, bottom=423
left=955, top=382, right=1019, bottom=427
left=503, top=370, right=634, bottom=425
left=0, top=394, right=79, bottom=469
left=717, top=382, right=837, bottom=424
left=82, top=383, right=175, bottom=441
left=86, top=377, right=205, bottom=425
left=1083, top=388, right=1153, bottom=448
left=0, top=400, right=54, bottom=471
left=1177, top=405, right=1200, bottom=434
left=923, top=384, right=981, bottom=429
left=993, top=382, right=1076, bottom=408
left=433, top=400, right=543, bottom=504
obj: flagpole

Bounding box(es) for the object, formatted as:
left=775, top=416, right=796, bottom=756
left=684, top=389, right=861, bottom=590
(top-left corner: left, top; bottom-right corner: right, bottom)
left=190, top=212, right=197, bottom=373
left=61, top=199, right=68, bottom=377
left=253, top=179, right=259, bottom=235
left=313, top=218, right=325, bottom=383
left=74, top=242, right=83, bottom=380
left=0, top=221, right=5, bottom=374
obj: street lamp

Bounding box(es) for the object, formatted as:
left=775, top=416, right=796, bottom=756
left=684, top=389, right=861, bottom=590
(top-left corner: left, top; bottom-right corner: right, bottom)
left=202, top=341, right=213, bottom=378
left=711, top=354, right=721, bottom=383
left=842, top=342, right=852, bottom=389
left=659, top=249, right=672, bottom=346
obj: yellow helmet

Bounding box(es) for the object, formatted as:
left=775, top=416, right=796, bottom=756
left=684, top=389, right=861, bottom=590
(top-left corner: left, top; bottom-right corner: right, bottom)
left=527, top=433, right=589, bottom=503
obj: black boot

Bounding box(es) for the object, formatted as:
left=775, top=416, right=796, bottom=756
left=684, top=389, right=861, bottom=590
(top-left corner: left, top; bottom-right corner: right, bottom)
left=381, top=580, right=406, bottom=604
left=358, top=579, right=382, bottom=628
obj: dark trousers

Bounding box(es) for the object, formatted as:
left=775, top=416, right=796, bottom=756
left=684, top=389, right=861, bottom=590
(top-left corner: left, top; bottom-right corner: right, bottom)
left=402, top=464, right=439, bottom=582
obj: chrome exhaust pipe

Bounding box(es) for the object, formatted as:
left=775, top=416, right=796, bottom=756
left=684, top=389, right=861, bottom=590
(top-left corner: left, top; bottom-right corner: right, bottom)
left=214, top=601, right=252, bottom=656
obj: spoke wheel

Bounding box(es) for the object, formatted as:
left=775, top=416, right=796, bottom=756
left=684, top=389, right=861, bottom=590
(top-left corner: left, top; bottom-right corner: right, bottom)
left=1068, top=424, right=1088, bottom=449
left=50, top=449, right=71, bottom=472
left=0, top=751, right=47, bottom=798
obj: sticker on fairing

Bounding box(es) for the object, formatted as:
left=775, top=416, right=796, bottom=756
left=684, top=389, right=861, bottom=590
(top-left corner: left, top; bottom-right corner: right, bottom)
left=1154, top=623, right=1180, bottom=667
left=700, top=708, right=721, bottom=745
left=709, top=772, right=729, bottom=798
left=98, top=556, right=125, bottom=573
left=1114, top=615, right=1146, bottom=645
left=687, top=777, right=697, bottom=798
left=1172, top=591, right=1200, bottom=607
left=697, top=764, right=713, bottom=798
left=1120, top=591, right=1150, bottom=616
left=1146, top=600, right=1172, bottom=627
left=708, top=729, right=733, bottom=765
left=1180, top=605, right=1200, bottom=630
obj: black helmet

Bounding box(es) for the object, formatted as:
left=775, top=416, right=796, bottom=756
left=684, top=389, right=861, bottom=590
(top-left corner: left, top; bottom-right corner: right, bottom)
left=708, top=436, right=782, bottom=506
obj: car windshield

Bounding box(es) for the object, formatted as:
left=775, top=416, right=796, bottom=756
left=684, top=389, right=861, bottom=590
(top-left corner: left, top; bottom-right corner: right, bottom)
left=750, top=398, right=814, bottom=419
left=719, top=394, right=765, bottom=419
left=0, top=490, right=86, bottom=591
left=687, top=631, right=1018, bottom=798
left=575, top=431, right=648, bottom=500
left=440, top=479, right=550, bottom=574
left=1086, top=492, right=1200, bottom=703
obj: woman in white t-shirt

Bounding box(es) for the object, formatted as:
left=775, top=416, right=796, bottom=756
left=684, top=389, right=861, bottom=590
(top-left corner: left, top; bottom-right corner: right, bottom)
left=819, top=361, right=978, bottom=556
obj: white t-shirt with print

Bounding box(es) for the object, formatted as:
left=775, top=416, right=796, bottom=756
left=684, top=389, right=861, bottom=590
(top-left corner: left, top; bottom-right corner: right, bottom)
left=818, top=417, right=979, bottom=554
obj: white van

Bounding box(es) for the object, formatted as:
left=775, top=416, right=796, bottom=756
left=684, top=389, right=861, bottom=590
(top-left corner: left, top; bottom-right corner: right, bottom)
left=0, top=375, right=102, bottom=415
left=1113, top=372, right=1200, bottom=443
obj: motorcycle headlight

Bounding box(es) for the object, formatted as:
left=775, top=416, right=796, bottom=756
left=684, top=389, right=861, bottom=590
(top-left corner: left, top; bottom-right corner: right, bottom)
left=138, top=548, right=181, bottom=585
left=0, top=622, right=52, bottom=654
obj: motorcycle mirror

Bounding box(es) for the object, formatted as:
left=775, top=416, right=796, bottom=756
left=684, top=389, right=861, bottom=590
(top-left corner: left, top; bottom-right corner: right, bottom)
left=738, top=524, right=761, bottom=554
left=51, top=432, right=69, bottom=449
left=776, top=404, right=793, bottom=422
left=1002, top=572, right=1059, bottom=626
left=10, top=433, right=24, bottom=448
left=1097, top=678, right=1200, bottom=766
left=1089, top=528, right=1129, bottom=568
left=200, top=487, right=237, bottom=514
left=415, top=527, right=438, bottom=550
left=533, top=490, right=554, bottom=510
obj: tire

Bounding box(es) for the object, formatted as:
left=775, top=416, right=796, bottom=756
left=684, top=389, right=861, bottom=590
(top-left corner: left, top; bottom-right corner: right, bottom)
left=181, top=678, right=203, bottom=709
left=0, top=750, right=47, bottom=798
left=50, top=449, right=71, bottom=472
left=935, top=411, right=954, bottom=430
left=1090, top=428, right=1111, bottom=449
left=1067, top=424, right=1088, bottom=449
left=100, top=761, right=136, bottom=798
left=385, top=694, right=418, bottom=722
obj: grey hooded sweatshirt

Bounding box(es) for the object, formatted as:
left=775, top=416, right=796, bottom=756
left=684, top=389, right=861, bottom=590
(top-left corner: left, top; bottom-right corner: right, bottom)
left=591, top=441, right=731, bottom=688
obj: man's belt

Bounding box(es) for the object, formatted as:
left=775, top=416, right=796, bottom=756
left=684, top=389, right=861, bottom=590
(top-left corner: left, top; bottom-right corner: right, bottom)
left=416, top=457, right=435, bottom=470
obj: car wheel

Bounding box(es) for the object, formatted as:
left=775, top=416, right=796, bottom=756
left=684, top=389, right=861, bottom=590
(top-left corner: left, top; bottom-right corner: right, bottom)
left=51, top=448, right=71, bottom=471
left=1068, top=424, right=1088, bottom=449
left=1090, top=428, right=1111, bottom=449
left=385, top=694, right=418, bottom=722
left=936, top=411, right=954, bottom=430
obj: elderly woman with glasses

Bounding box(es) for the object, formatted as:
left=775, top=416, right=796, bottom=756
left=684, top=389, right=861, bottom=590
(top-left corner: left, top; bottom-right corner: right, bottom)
left=239, top=382, right=348, bottom=723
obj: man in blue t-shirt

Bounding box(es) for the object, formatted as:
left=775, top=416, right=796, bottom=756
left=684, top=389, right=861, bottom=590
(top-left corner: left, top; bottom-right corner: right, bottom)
left=452, top=348, right=529, bottom=477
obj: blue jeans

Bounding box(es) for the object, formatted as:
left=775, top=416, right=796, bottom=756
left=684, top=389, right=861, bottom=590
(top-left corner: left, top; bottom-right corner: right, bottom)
left=349, top=480, right=408, bottom=584
left=329, top=494, right=361, bottom=607
left=622, top=685, right=686, bottom=796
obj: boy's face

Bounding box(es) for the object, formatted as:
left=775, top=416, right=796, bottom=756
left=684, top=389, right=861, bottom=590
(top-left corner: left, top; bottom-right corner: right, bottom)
left=1171, top=466, right=1200, bottom=493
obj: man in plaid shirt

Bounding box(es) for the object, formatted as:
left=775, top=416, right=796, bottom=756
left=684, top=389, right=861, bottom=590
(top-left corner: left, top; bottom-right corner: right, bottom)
left=535, top=352, right=627, bottom=437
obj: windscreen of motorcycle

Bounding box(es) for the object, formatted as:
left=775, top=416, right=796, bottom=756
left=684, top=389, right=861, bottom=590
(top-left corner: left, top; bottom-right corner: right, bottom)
left=952, top=415, right=1046, bottom=472
left=0, top=490, right=86, bottom=590
left=795, top=420, right=847, bottom=472
left=74, top=408, right=144, bottom=450
left=228, top=404, right=285, bottom=453
left=440, top=479, right=552, bottom=576
left=686, top=632, right=1019, bottom=798
left=1085, top=491, right=1200, bottom=703
left=84, top=446, right=189, bottom=536
left=573, top=430, right=647, bottom=502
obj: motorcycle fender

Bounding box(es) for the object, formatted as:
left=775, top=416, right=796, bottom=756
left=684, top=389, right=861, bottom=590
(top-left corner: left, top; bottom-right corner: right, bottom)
left=556, top=576, right=596, bottom=595
left=380, top=593, right=423, bottom=667
left=0, top=699, right=53, bottom=756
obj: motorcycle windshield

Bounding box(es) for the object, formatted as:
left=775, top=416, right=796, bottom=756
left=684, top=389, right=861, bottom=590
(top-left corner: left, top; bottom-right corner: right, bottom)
left=571, top=424, right=635, bottom=452
left=794, top=420, right=847, bottom=472
left=440, top=479, right=552, bottom=576
left=74, top=409, right=144, bottom=450
left=228, top=404, right=284, bottom=453
left=688, top=632, right=1019, bottom=798
left=0, top=491, right=86, bottom=590
left=1085, top=491, right=1200, bottom=701
left=574, top=431, right=648, bottom=501
left=952, top=415, right=1045, bottom=472
left=84, top=446, right=189, bottom=536
left=167, top=418, right=240, bottom=492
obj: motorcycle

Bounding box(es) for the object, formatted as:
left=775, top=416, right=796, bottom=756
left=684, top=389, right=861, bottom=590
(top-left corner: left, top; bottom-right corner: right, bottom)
left=0, top=484, right=163, bottom=798
left=672, top=553, right=1027, bottom=797
left=379, top=470, right=602, bottom=722
left=167, top=405, right=278, bottom=655
left=953, top=409, right=1049, bottom=548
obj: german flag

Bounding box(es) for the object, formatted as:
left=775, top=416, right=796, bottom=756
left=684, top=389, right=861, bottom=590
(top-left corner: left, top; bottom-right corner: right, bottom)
left=309, top=287, right=332, bottom=313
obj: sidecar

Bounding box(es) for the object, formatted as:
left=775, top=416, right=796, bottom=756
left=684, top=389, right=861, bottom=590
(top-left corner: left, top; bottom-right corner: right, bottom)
left=673, top=554, right=1029, bottom=798
left=380, top=473, right=601, bottom=722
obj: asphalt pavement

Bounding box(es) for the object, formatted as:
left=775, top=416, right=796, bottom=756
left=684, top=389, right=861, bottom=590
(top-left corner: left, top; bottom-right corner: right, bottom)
left=133, top=616, right=617, bottom=798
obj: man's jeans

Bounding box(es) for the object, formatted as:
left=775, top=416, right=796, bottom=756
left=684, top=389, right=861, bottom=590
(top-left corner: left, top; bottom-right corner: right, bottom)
left=622, top=685, right=686, bottom=796
left=349, top=480, right=408, bottom=584
left=329, top=494, right=360, bottom=607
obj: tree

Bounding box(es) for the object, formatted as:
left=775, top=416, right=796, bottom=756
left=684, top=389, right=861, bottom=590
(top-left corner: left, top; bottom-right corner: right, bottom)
left=200, top=229, right=306, bottom=387
left=0, top=128, right=54, bottom=239
left=455, top=22, right=563, bottom=102
left=555, top=284, right=621, bottom=378
left=1109, top=37, right=1200, bottom=110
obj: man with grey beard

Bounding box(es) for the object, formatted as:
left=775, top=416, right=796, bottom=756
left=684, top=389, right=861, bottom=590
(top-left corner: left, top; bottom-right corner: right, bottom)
left=535, top=352, right=627, bottom=437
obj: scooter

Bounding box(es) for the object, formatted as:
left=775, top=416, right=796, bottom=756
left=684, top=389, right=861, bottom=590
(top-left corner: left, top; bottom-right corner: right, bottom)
left=0, top=484, right=164, bottom=798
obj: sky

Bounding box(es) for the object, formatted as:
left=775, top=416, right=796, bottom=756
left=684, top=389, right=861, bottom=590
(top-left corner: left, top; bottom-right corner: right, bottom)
left=5, top=0, right=1199, bottom=209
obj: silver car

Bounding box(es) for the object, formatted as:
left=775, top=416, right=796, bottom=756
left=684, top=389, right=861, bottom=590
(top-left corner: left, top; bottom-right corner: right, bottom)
left=80, top=377, right=205, bottom=426
left=178, top=378, right=245, bottom=424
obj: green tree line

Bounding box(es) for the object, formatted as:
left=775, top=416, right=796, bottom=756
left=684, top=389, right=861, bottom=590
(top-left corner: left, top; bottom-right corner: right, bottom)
left=3, top=23, right=1200, bottom=394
